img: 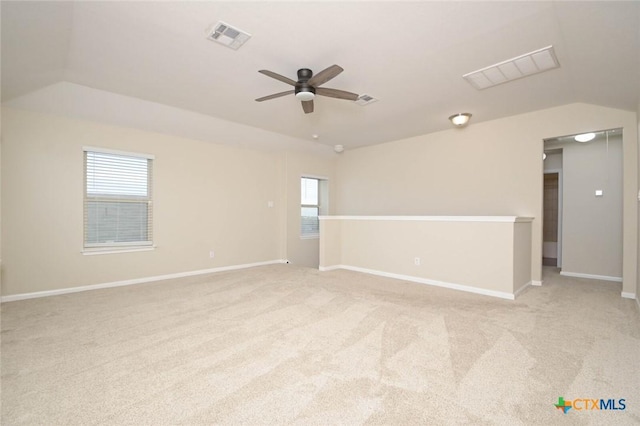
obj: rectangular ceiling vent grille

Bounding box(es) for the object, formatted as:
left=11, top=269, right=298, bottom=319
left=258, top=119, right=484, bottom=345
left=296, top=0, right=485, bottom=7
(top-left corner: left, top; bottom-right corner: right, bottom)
left=206, top=21, right=251, bottom=50
left=463, top=46, right=560, bottom=90
left=355, top=94, right=379, bottom=106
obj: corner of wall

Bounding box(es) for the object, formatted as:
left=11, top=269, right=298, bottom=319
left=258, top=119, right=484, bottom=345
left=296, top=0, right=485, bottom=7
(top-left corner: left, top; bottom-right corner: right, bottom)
left=283, top=150, right=338, bottom=268
left=636, top=101, right=640, bottom=304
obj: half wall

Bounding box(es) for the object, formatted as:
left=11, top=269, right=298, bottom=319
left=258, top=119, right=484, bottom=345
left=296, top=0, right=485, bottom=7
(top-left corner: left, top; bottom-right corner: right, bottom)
left=319, top=216, right=533, bottom=300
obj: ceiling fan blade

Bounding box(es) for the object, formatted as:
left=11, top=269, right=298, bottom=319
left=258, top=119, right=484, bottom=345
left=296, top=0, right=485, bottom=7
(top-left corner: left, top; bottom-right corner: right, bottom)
left=308, top=65, right=343, bottom=87
left=255, top=90, right=294, bottom=102
left=316, top=87, right=359, bottom=101
left=301, top=100, right=314, bottom=114
left=258, top=70, right=296, bottom=86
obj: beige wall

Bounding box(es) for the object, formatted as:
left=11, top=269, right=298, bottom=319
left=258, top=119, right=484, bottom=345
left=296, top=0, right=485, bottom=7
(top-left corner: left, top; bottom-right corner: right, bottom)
left=547, top=134, right=623, bottom=279
left=1, top=108, right=284, bottom=296
left=2, top=102, right=638, bottom=300
left=0, top=114, right=2, bottom=292
left=319, top=216, right=532, bottom=298
left=637, top=99, right=640, bottom=301
left=1, top=106, right=336, bottom=296
left=284, top=151, right=336, bottom=268
left=335, top=103, right=638, bottom=295
left=513, top=221, right=532, bottom=291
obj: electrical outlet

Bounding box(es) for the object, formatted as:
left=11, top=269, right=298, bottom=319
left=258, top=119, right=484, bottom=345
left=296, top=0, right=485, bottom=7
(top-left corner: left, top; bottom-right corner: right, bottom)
left=209, top=251, right=215, bottom=258
left=414, top=257, right=421, bottom=266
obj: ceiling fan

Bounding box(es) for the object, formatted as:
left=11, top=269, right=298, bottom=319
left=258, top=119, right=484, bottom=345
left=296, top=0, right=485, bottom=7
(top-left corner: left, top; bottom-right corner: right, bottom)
left=255, top=65, right=359, bottom=114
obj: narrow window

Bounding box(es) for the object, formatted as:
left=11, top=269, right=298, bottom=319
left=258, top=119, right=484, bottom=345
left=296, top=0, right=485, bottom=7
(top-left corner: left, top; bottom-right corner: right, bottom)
left=301, top=177, right=328, bottom=238
left=84, top=147, right=154, bottom=251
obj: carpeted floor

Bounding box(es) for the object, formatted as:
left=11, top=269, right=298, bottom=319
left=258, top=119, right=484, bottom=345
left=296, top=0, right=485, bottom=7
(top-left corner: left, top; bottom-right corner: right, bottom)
left=1, top=265, right=639, bottom=425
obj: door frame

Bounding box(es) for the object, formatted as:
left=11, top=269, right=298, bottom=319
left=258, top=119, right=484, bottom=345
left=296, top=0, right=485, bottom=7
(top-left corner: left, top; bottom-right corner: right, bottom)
left=544, top=168, right=563, bottom=268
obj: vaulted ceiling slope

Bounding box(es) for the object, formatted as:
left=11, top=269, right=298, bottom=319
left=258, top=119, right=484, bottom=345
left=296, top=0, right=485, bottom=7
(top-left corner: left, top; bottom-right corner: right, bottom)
left=2, top=1, right=639, bottom=149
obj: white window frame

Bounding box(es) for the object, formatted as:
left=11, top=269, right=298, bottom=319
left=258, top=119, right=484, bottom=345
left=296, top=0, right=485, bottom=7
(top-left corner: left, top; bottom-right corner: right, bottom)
left=82, top=146, right=155, bottom=254
left=301, top=175, right=328, bottom=239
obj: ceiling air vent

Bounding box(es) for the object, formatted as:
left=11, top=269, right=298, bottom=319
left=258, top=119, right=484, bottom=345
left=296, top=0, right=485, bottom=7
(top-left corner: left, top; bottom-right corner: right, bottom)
left=355, top=94, right=378, bottom=106
left=206, top=21, right=251, bottom=50
left=463, top=46, right=560, bottom=90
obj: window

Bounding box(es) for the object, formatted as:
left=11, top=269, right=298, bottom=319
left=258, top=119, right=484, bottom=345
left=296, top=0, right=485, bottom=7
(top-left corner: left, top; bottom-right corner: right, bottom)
left=301, top=177, right=328, bottom=237
left=84, top=147, right=154, bottom=251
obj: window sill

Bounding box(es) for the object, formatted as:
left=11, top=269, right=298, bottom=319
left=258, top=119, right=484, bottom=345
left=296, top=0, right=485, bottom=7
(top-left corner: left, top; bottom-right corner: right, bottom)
left=82, top=246, right=156, bottom=256
left=300, top=234, right=319, bottom=240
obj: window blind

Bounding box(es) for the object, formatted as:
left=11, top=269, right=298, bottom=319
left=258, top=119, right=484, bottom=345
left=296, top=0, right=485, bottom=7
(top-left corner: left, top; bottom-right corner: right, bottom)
left=84, top=148, right=153, bottom=249
left=301, top=177, right=320, bottom=236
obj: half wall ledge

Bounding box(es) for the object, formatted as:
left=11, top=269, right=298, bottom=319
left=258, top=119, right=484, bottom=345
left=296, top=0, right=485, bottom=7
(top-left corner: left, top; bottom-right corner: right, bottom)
left=319, top=215, right=534, bottom=300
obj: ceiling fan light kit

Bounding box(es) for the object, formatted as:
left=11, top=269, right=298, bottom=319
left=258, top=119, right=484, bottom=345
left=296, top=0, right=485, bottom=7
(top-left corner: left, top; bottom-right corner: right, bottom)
left=256, top=65, right=359, bottom=114
left=295, top=91, right=315, bottom=101
left=294, top=68, right=316, bottom=101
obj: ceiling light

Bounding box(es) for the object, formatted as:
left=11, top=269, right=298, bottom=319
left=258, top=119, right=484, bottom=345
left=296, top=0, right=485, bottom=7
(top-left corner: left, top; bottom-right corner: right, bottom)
left=574, top=133, right=595, bottom=143
left=334, top=145, right=344, bottom=153
left=543, top=153, right=547, bottom=160
left=449, top=113, right=472, bottom=127
left=296, top=91, right=315, bottom=101
left=295, top=84, right=315, bottom=101
left=463, top=46, right=560, bottom=90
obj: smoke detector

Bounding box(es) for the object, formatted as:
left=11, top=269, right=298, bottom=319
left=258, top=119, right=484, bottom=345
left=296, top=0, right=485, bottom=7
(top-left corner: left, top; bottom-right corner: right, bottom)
left=206, top=21, right=251, bottom=50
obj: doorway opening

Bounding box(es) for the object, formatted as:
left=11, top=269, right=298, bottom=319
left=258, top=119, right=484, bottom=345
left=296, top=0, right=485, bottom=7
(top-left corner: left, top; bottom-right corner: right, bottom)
left=543, top=129, right=623, bottom=281
left=543, top=170, right=561, bottom=267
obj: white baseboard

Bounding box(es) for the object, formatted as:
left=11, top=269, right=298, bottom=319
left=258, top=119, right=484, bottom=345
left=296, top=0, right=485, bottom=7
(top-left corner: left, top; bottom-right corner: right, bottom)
left=318, top=265, right=342, bottom=272
left=514, top=281, right=533, bottom=297
left=320, top=264, right=516, bottom=300
left=560, top=271, right=622, bottom=282
left=532, top=280, right=543, bottom=286
left=621, top=292, right=636, bottom=300
left=1, top=259, right=287, bottom=303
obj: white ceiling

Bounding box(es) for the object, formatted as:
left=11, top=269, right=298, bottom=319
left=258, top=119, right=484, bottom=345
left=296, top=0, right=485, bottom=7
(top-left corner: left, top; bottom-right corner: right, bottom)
left=2, top=1, right=639, bottom=150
